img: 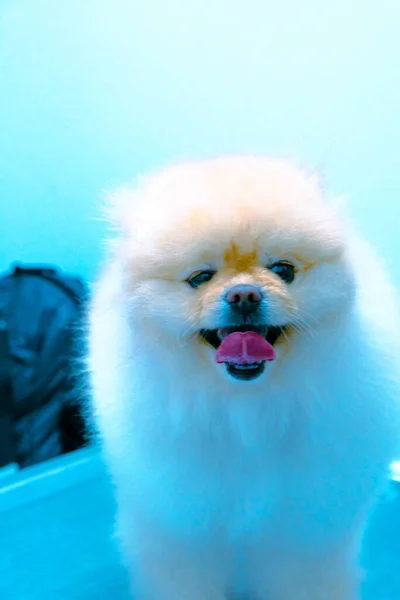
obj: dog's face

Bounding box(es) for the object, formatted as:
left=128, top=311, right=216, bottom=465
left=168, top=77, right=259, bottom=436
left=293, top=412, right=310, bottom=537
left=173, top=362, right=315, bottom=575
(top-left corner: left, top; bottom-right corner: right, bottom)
left=116, top=157, right=356, bottom=383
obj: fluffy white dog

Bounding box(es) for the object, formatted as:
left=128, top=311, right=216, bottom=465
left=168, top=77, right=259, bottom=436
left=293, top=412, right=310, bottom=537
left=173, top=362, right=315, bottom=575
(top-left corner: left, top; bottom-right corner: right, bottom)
left=88, top=156, right=400, bottom=599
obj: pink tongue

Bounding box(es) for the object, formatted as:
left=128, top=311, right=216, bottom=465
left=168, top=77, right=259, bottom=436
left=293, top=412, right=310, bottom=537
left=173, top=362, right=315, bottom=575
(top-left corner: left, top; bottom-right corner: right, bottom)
left=216, top=331, right=275, bottom=365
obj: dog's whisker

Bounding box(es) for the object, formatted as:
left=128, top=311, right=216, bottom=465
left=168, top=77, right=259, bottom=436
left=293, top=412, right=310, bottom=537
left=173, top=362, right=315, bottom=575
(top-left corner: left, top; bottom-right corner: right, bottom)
left=288, top=316, right=316, bottom=341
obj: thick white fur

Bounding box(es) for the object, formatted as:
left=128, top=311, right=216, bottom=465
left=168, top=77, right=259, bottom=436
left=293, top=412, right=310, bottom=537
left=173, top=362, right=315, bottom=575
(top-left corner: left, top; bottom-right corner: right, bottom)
left=88, top=157, right=400, bottom=600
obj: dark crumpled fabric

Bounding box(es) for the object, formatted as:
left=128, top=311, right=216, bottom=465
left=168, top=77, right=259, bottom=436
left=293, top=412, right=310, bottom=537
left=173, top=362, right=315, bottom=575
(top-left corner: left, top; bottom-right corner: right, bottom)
left=0, top=265, right=89, bottom=468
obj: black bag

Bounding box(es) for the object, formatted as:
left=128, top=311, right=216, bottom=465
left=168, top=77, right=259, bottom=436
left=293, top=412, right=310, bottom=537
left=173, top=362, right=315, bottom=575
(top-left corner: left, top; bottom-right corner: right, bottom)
left=0, top=264, right=89, bottom=468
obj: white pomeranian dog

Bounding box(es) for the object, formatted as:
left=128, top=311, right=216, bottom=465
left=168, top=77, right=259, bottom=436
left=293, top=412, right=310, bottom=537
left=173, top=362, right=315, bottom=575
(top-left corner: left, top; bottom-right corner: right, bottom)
left=88, top=156, right=400, bottom=600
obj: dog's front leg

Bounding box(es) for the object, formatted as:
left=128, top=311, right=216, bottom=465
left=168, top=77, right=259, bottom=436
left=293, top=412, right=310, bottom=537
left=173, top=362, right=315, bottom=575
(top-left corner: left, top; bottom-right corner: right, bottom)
left=250, top=542, right=361, bottom=600
left=118, top=512, right=227, bottom=600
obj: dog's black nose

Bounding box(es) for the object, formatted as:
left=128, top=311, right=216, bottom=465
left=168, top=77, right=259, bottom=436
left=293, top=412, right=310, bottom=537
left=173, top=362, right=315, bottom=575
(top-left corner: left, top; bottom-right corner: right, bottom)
left=226, top=284, right=262, bottom=316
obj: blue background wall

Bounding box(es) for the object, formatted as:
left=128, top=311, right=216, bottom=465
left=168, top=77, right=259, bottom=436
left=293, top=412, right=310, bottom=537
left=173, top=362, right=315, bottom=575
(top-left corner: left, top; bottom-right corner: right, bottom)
left=1, top=0, right=399, bottom=283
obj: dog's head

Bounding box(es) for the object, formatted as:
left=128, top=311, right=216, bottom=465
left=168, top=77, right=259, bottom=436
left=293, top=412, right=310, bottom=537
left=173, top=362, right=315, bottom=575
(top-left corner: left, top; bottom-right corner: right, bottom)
left=113, top=157, right=355, bottom=383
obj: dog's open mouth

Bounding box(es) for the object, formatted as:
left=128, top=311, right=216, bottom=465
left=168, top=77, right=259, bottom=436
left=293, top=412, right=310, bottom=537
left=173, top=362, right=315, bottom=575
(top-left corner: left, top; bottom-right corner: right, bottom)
left=199, top=325, right=285, bottom=381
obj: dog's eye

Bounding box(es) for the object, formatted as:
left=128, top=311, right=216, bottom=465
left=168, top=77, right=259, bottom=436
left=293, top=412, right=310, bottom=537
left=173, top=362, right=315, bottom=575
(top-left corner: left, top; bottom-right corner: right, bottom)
left=186, top=270, right=216, bottom=288
left=269, top=261, right=295, bottom=283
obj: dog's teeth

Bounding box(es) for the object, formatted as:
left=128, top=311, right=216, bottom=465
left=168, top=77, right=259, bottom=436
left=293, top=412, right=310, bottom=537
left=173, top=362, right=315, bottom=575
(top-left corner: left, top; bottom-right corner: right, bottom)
left=233, top=362, right=262, bottom=370
left=217, top=328, right=229, bottom=340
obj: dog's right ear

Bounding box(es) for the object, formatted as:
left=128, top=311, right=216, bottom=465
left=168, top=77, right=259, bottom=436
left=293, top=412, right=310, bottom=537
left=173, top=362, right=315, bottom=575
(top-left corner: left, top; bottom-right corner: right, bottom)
left=101, top=167, right=167, bottom=237
left=102, top=185, right=138, bottom=235
left=101, top=172, right=156, bottom=237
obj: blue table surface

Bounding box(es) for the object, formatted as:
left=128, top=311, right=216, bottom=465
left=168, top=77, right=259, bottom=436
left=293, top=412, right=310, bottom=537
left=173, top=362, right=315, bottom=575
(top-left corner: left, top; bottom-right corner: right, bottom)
left=0, top=449, right=399, bottom=600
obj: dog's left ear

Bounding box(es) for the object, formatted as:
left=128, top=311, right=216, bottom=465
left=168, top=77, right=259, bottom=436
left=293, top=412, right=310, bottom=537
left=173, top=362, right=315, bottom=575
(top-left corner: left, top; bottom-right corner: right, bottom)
left=308, top=166, right=349, bottom=214
left=308, top=167, right=326, bottom=193
left=307, top=166, right=352, bottom=231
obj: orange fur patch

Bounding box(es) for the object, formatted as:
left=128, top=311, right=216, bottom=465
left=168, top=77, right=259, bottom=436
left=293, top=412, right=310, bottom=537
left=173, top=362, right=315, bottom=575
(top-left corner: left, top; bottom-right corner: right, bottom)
left=223, top=243, right=258, bottom=273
